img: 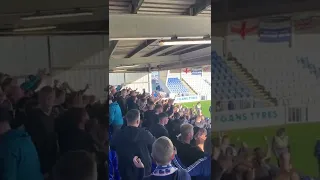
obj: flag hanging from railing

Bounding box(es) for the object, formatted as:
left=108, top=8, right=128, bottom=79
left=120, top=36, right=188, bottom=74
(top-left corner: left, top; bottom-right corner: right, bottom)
left=294, top=16, right=313, bottom=30
left=191, top=68, right=202, bottom=75
left=229, top=19, right=259, bottom=39
left=259, top=16, right=292, bottom=43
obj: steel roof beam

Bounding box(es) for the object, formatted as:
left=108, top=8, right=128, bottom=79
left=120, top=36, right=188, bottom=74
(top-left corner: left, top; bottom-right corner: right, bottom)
left=172, top=44, right=211, bottom=55
left=125, top=39, right=157, bottom=58
left=190, top=0, right=211, bottom=16
left=158, top=45, right=194, bottom=56
left=109, top=55, right=181, bottom=68
left=108, top=40, right=119, bottom=60
left=110, top=14, right=210, bottom=40
left=131, top=0, right=145, bottom=14
left=143, top=46, right=172, bottom=57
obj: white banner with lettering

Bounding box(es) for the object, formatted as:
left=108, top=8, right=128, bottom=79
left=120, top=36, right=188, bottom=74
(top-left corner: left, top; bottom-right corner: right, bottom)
left=174, top=95, right=200, bottom=103
left=213, top=107, right=286, bottom=131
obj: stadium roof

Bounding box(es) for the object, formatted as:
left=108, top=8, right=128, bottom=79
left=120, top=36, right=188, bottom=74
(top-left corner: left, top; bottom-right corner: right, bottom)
left=212, top=0, right=320, bottom=36
left=0, top=0, right=107, bottom=35
left=109, top=0, right=210, bottom=16
left=109, top=0, right=211, bottom=72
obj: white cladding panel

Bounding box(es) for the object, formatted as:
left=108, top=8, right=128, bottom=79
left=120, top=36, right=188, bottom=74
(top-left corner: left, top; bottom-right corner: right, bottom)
left=108, top=72, right=150, bottom=93
left=294, top=34, right=320, bottom=66
left=0, top=36, right=49, bottom=76
left=50, top=35, right=108, bottom=99
left=125, top=73, right=149, bottom=83
left=0, top=36, right=108, bottom=100
left=109, top=73, right=125, bottom=85
left=50, top=35, right=107, bottom=67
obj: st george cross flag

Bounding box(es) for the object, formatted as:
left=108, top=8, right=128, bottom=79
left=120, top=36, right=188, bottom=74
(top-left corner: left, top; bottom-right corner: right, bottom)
left=182, top=68, right=191, bottom=74
left=229, top=19, right=259, bottom=39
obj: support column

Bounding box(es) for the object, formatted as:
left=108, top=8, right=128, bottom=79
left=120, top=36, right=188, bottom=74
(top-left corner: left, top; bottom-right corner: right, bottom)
left=148, top=64, right=152, bottom=93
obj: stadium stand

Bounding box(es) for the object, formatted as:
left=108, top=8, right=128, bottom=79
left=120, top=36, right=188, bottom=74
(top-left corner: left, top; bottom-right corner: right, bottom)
left=212, top=51, right=252, bottom=101
left=235, top=52, right=319, bottom=105
left=183, top=76, right=211, bottom=95
left=167, top=77, right=189, bottom=94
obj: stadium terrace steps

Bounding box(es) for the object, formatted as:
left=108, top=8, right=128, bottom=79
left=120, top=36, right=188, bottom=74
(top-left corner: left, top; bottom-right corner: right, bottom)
left=212, top=51, right=253, bottom=101
left=183, top=77, right=211, bottom=96
left=225, top=58, right=277, bottom=107
left=167, top=77, right=191, bottom=94
left=181, top=79, right=196, bottom=95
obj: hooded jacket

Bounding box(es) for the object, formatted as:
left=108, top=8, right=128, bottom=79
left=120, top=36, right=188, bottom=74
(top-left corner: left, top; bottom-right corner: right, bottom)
left=0, top=129, right=43, bottom=180
left=110, top=126, right=155, bottom=180
left=109, top=102, right=124, bottom=126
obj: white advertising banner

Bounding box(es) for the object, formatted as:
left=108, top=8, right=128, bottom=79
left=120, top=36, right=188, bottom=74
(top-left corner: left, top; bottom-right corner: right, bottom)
left=174, top=95, right=200, bottom=103
left=213, top=107, right=286, bottom=131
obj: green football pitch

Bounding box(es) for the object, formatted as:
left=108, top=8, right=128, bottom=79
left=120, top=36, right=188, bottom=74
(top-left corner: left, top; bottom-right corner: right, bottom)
left=181, top=100, right=211, bottom=118
left=181, top=100, right=319, bottom=176
left=213, top=123, right=320, bottom=176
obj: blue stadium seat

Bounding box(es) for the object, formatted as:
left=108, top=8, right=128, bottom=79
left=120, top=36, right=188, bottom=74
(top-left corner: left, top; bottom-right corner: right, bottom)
left=212, top=51, right=253, bottom=101
left=167, top=78, right=189, bottom=94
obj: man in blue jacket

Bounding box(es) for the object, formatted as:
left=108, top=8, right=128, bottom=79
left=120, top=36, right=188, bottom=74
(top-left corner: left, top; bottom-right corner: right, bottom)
left=0, top=108, right=43, bottom=180
left=109, top=96, right=124, bottom=133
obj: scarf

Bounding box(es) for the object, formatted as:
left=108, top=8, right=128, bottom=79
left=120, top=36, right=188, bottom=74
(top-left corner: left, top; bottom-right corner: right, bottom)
left=152, top=164, right=177, bottom=176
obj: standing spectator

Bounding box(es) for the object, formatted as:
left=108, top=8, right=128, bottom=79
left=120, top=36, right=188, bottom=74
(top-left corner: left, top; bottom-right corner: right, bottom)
left=142, top=101, right=155, bottom=129
left=0, top=108, right=43, bottom=180
left=134, top=136, right=191, bottom=180
left=110, top=109, right=155, bottom=180
left=149, top=113, right=169, bottom=138
left=109, top=95, right=124, bottom=133
left=194, top=128, right=207, bottom=152
left=127, top=91, right=139, bottom=111
left=173, top=124, right=204, bottom=167
left=272, top=128, right=289, bottom=166
left=163, top=99, right=174, bottom=116
left=57, top=107, right=95, bottom=155
left=52, top=150, right=97, bottom=180
left=117, top=89, right=127, bottom=116
left=25, top=86, right=58, bottom=176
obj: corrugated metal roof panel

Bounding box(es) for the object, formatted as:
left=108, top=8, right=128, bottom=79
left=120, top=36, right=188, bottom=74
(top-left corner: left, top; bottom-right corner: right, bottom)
left=138, top=0, right=195, bottom=15
left=112, top=40, right=144, bottom=58
left=109, top=0, right=130, bottom=13
left=109, top=0, right=211, bottom=16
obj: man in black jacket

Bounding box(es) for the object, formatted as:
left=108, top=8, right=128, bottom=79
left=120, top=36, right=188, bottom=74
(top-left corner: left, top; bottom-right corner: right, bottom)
left=149, top=112, right=169, bottom=138
left=110, top=109, right=155, bottom=180
left=142, top=101, right=155, bottom=129
left=173, top=124, right=204, bottom=167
